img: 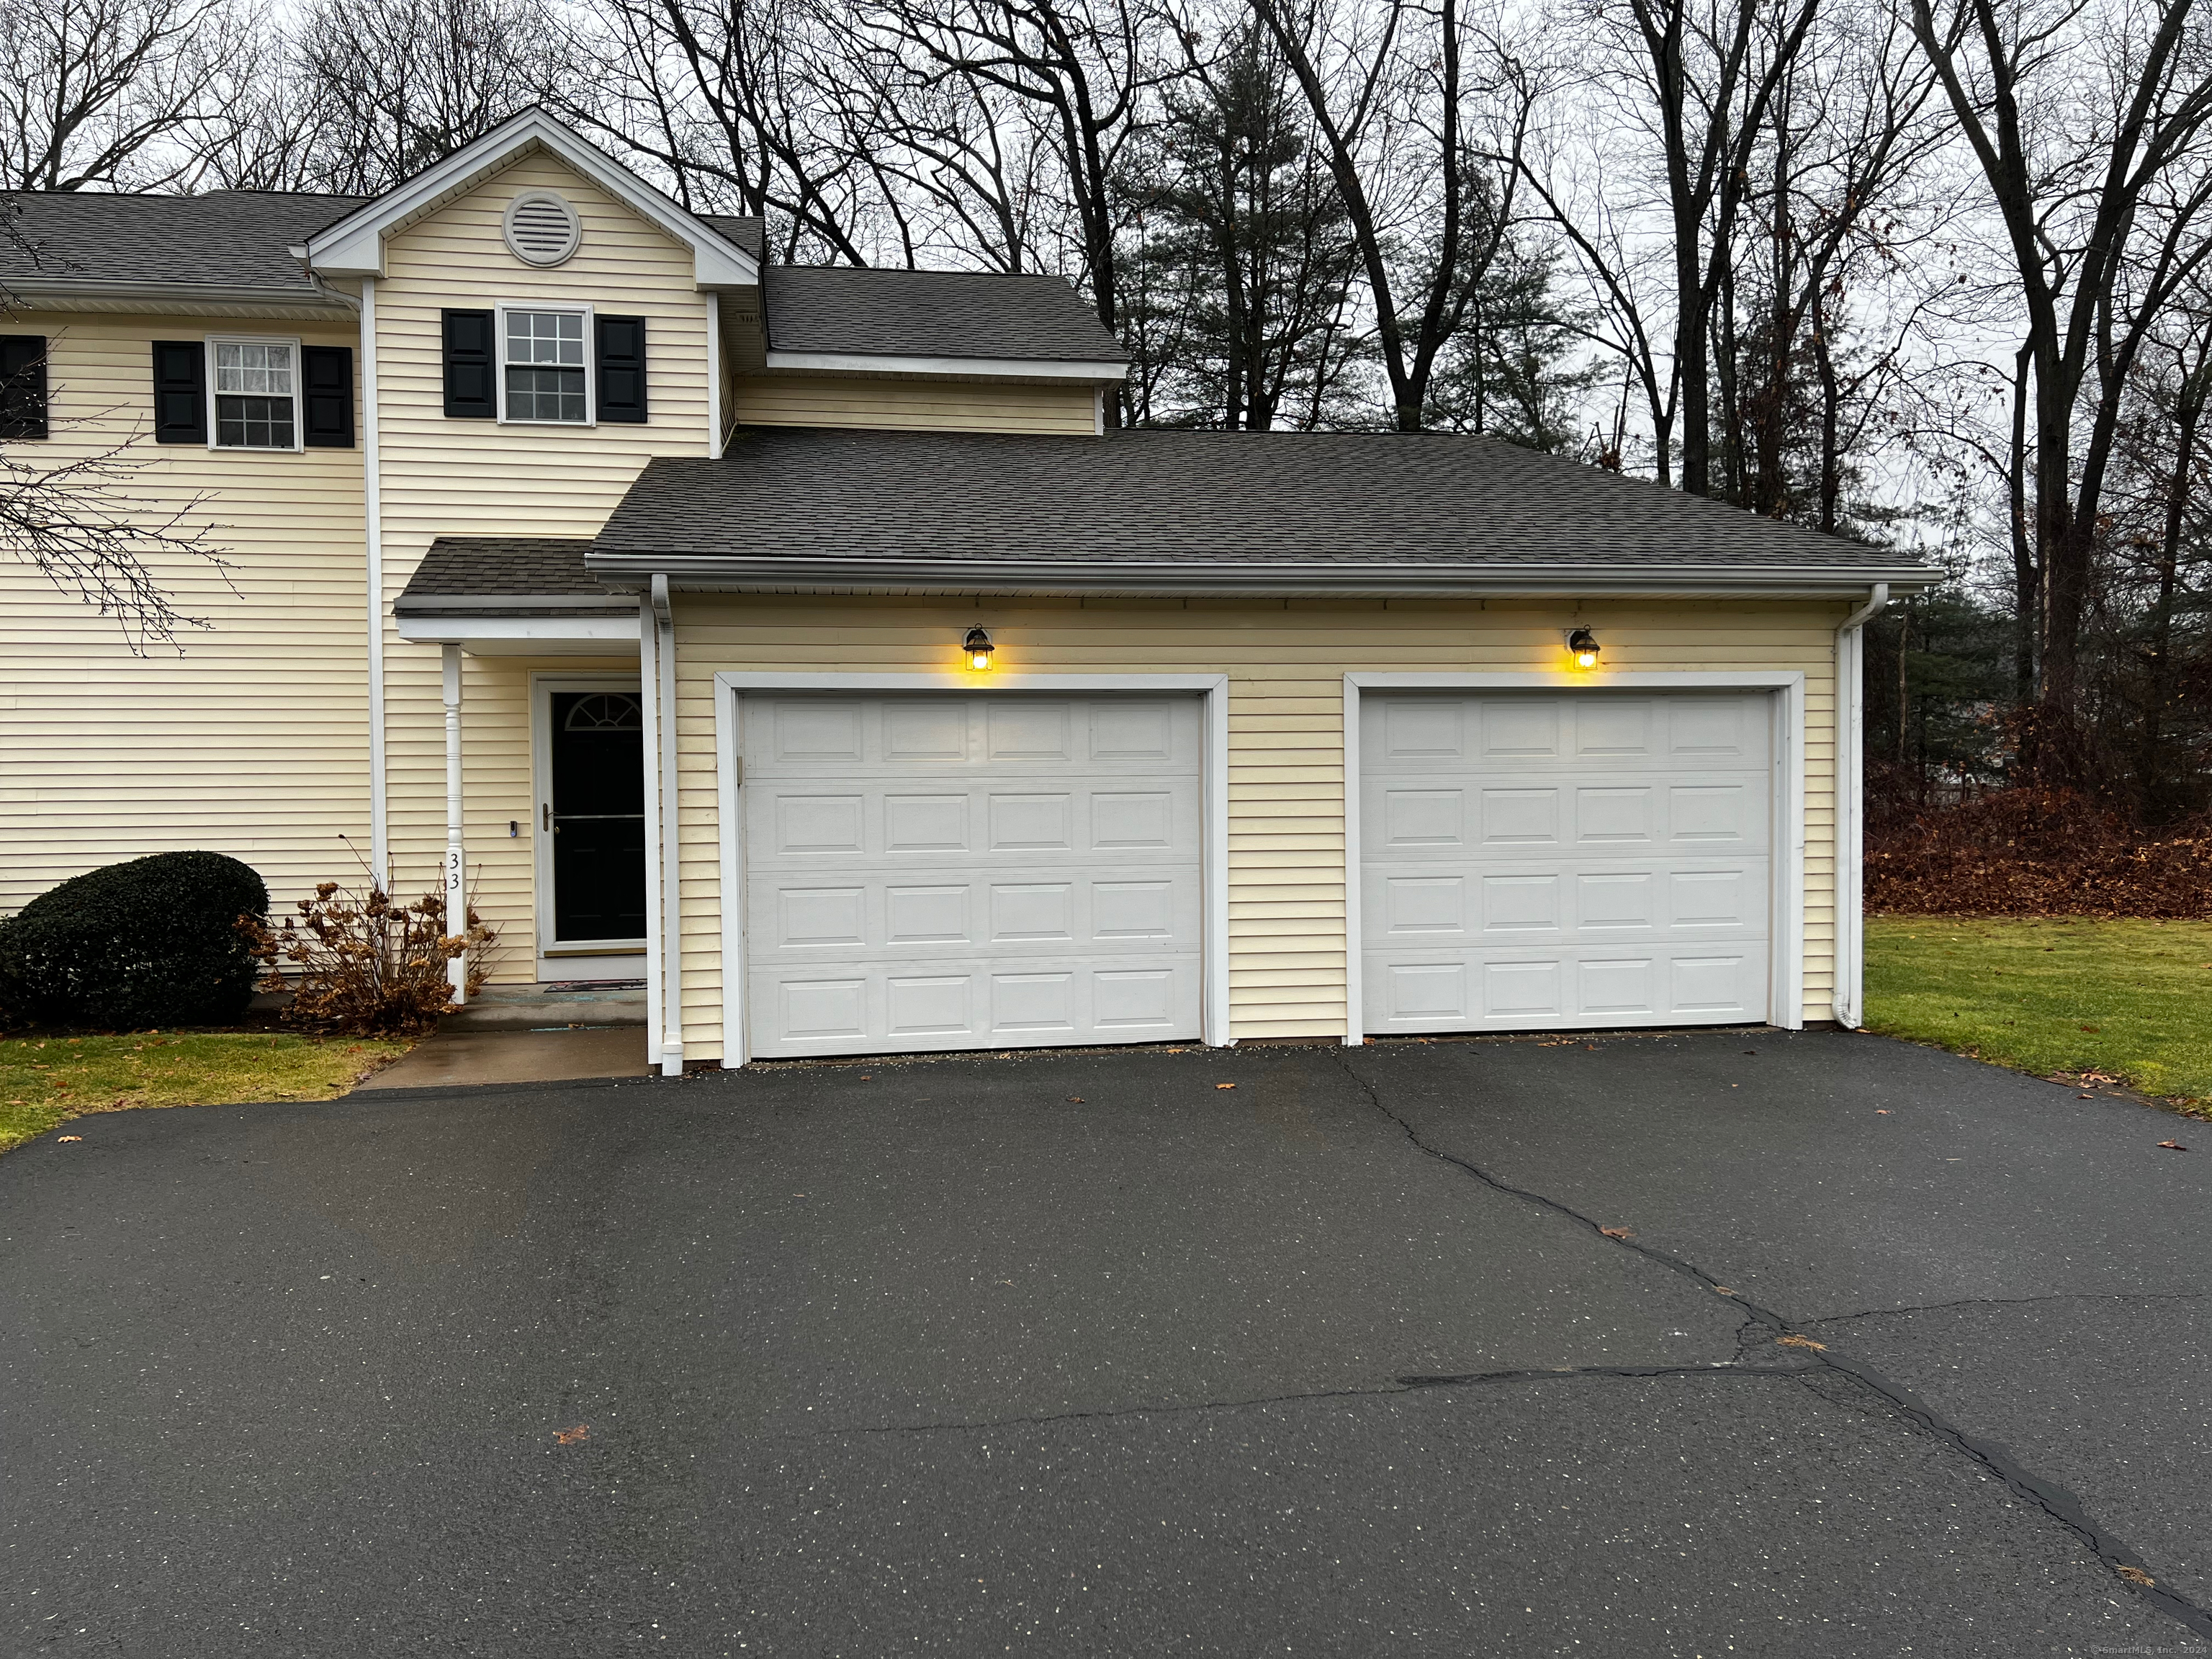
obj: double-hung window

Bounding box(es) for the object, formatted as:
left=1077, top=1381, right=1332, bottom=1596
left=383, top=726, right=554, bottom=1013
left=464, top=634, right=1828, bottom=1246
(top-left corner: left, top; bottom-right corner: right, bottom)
left=503, top=307, right=589, bottom=423
left=212, top=339, right=298, bottom=449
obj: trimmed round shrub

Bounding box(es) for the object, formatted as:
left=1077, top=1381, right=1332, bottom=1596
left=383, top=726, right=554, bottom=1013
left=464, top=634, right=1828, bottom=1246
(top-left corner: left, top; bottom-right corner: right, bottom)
left=0, top=851, right=269, bottom=1030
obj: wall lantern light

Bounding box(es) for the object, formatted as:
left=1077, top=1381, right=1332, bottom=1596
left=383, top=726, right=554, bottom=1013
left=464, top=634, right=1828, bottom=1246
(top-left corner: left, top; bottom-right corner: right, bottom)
left=1568, top=627, right=1600, bottom=669
left=963, top=626, right=995, bottom=671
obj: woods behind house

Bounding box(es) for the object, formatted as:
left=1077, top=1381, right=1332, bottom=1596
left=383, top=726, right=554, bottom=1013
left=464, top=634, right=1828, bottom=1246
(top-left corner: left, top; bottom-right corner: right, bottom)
left=8, top=0, right=2212, bottom=835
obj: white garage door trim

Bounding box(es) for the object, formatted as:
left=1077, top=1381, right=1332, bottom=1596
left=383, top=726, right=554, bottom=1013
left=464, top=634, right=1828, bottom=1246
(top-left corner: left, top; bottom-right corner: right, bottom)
left=1343, top=671, right=1806, bottom=1044
left=713, top=671, right=1231, bottom=1067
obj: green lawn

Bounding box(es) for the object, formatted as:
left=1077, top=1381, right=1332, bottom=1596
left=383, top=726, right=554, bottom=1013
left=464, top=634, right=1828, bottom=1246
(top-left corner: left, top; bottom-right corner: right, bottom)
left=0, top=1031, right=410, bottom=1154
left=1864, top=916, right=2212, bottom=1112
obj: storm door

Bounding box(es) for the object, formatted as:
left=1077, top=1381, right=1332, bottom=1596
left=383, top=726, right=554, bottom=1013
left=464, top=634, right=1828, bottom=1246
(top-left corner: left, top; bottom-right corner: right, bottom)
left=547, top=689, right=648, bottom=945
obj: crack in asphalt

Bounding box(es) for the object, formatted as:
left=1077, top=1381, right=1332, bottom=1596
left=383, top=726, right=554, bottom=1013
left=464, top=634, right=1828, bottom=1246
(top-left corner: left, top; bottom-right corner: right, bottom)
left=832, top=1364, right=1813, bottom=1439
left=1330, top=1046, right=2212, bottom=1645
left=1807, top=1290, right=2212, bottom=1326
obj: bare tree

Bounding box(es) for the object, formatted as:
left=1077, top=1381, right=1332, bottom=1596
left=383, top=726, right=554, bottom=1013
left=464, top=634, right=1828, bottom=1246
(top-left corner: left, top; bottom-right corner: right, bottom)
left=1, top=210, right=228, bottom=649
left=0, top=0, right=238, bottom=190
left=1915, top=0, right=2212, bottom=760
left=868, top=0, right=1156, bottom=413
left=1251, top=0, right=1537, bottom=431
left=544, top=0, right=895, bottom=263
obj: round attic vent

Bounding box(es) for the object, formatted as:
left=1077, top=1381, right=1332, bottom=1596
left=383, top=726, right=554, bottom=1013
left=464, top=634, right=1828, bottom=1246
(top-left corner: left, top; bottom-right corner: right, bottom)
left=503, top=192, right=581, bottom=266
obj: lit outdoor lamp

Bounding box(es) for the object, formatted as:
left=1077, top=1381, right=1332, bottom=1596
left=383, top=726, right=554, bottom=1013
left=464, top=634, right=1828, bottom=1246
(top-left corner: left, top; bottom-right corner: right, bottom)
left=963, top=626, right=995, bottom=670
left=1568, top=627, right=1600, bottom=669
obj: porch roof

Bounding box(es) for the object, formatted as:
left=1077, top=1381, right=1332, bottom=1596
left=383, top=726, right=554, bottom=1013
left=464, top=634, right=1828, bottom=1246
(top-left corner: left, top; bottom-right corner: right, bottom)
left=395, top=537, right=633, bottom=616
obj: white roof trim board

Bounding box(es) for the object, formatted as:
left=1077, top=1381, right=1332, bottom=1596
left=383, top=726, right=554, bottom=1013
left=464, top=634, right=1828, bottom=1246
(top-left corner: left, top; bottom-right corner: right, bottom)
left=761, top=349, right=1128, bottom=382
left=305, top=109, right=758, bottom=288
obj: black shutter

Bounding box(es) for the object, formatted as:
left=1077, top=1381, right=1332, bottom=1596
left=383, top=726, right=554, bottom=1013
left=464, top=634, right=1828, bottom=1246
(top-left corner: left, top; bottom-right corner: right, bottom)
left=301, top=345, right=354, bottom=446
left=595, top=315, right=647, bottom=423
left=150, top=340, right=206, bottom=444
left=442, top=309, right=495, bottom=418
left=0, top=335, right=48, bottom=440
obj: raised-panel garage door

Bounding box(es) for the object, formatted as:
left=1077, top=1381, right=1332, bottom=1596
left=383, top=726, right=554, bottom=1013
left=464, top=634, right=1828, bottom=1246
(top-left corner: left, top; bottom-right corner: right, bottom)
left=741, top=693, right=1205, bottom=1058
left=1360, top=691, right=1773, bottom=1033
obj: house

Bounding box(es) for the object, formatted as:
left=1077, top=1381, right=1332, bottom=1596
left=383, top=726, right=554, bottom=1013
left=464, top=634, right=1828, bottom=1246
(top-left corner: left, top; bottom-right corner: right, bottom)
left=0, top=110, right=1931, bottom=1073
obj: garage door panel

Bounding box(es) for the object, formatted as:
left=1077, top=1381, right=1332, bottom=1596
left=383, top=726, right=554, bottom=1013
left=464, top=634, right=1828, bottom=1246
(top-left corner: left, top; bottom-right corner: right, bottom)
left=1364, top=691, right=1773, bottom=1033
left=747, top=953, right=1202, bottom=1056
left=742, top=693, right=1204, bottom=1058
left=749, top=867, right=1201, bottom=957
left=884, top=793, right=969, bottom=851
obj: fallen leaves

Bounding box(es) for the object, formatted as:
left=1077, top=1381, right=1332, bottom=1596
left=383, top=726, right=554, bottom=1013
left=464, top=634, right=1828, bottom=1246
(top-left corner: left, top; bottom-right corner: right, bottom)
left=2158, top=1140, right=2188, bottom=1151
left=1599, top=1226, right=1633, bottom=1241
left=2118, top=1565, right=2157, bottom=1588
left=55, top=1135, right=81, bottom=1143
left=1714, top=1286, right=1737, bottom=1295
left=1067, top=1097, right=1084, bottom=1103
left=1215, top=1082, right=1236, bottom=1090
left=1875, top=1109, right=1892, bottom=1115
left=1776, top=1334, right=1827, bottom=1352
left=554, top=1424, right=588, bottom=1445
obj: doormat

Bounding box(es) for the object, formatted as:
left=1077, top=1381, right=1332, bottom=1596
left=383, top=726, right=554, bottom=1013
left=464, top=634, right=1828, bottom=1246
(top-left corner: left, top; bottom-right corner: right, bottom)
left=541, top=979, right=647, bottom=993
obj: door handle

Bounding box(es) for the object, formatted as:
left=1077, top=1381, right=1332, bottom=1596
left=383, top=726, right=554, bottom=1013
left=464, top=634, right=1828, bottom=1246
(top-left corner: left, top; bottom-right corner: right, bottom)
left=542, top=803, right=552, bottom=832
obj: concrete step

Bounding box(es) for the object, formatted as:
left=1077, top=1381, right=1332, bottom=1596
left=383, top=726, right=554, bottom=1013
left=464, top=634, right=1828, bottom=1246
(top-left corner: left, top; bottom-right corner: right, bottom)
left=444, top=983, right=648, bottom=1030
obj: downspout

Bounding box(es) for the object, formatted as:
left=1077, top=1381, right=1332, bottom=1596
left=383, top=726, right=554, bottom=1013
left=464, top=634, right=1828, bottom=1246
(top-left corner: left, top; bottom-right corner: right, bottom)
left=1833, top=583, right=1888, bottom=1028
left=652, top=575, right=683, bottom=1077
left=361, top=275, right=390, bottom=888
left=638, top=592, right=662, bottom=1071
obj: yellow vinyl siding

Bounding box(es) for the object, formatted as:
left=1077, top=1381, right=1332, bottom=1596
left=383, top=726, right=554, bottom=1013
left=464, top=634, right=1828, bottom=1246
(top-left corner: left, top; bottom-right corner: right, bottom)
left=0, top=310, right=369, bottom=917
left=730, top=373, right=1099, bottom=433
left=667, top=595, right=1842, bottom=1062
left=372, top=153, right=711, bottom=978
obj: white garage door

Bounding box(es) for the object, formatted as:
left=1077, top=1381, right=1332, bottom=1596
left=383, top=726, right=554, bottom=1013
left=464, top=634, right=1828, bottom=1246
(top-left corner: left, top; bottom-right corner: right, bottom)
left=1360, top=690, right=1773, bottom=1033
left=740, top=693, right=1205, bottom=1058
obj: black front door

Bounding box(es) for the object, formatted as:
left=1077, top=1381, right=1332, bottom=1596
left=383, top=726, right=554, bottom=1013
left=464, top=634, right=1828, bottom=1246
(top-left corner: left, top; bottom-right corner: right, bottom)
left=549, top=690, right=647, bottom=942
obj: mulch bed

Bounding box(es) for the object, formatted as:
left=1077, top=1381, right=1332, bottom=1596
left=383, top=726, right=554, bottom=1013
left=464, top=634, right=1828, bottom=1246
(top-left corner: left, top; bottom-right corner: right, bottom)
left=1866, top=789, right=2212, bottom=919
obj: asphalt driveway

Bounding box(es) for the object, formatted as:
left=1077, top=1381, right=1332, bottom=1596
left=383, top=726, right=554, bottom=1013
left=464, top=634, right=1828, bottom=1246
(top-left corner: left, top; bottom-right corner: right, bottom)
left=4, top=1030, right=2208, bottom=1655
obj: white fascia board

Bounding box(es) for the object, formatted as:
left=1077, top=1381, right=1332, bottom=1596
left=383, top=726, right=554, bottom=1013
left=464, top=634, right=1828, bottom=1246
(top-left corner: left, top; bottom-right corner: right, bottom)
left=395, top=614, right=642, bottom=644
left=395, top=595, right=629, bottom=612
left=588, top=556, right=1938, bottom=599
left=305, top=109, right=757, bottom=288
left=760, top=349, right=1128, bottom=382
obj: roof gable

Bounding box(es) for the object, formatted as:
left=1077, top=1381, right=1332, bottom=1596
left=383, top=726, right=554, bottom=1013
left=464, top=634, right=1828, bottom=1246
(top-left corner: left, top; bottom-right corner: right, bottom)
left=305, top=109, right=757, bottom=289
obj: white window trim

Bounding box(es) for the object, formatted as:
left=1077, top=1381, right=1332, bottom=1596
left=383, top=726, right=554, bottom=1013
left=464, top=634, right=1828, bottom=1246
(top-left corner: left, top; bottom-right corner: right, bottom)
left=710, top=670, right=1233, bottom=1069
left=205, top=333, right=305, bottom=453
left=1340, top=670, right=1809, bottom=1045
left=495, top=300, right=596, bottom=427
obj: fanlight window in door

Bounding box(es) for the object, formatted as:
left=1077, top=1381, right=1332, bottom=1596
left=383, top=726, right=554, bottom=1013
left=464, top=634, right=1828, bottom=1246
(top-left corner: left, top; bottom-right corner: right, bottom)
left=565, top=693, right=641, bottom=732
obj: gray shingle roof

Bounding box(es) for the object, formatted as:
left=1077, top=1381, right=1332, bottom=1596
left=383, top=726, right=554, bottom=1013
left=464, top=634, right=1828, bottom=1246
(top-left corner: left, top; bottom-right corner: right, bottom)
left=763, top=266, right=1124, bottom=363
left=396, top=537, right=629, bottom=613
left=0, top=189, right=367, bottom=289
left=585, top=427, right=1930, bottom=585
left=697, top=213, right=765, bottom=264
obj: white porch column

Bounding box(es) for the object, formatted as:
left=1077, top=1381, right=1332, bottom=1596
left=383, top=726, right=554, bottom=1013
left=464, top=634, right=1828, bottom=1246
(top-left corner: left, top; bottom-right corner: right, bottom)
left=441, top=643, right=467, bottom=1005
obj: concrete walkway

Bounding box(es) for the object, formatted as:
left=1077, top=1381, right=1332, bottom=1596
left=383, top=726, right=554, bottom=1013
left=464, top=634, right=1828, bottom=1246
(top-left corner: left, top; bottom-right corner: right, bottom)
left=360, top=1025, right=651, bottom=1090
left=6, top=1030, right=2208, bottom=1655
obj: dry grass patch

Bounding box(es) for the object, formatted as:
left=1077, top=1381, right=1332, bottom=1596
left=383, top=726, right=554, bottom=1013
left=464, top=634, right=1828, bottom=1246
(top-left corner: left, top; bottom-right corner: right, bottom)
left=0, top=1032, right=410, bottom=1154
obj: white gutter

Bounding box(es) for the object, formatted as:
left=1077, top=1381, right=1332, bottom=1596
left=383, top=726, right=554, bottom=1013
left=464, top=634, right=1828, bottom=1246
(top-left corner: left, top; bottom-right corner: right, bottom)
left=652, top=575, right=683, bottom=1077
left=0, top=276, right=359, bottom=315
left=760, top=349, right=1127, bottom=382
left=1833, top=583, right=1889, bottom=1028
left=585, top=557, right=1936, bottom=600
left=361, top=274, right=390, bottom=889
